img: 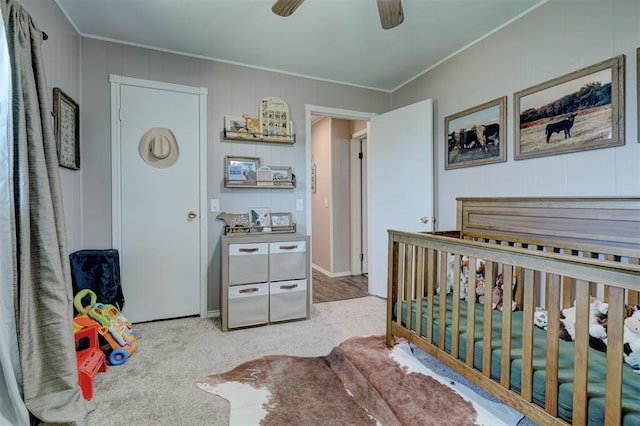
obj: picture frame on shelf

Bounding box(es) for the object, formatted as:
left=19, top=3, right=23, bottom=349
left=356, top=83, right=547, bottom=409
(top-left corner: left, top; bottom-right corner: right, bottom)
left=270, top=212, right=293, bottom=227
left=268, top=165, right=294, bottom=186
left=444, top=96, right=506, bottom=170
left=225, top=156, right=260, bottom=182
left=53, top=88, right=80, bottom=170
left=224, top=115, right=248, bottom=136
left=249, top=207, right=271, bottom=232
left=514, top=54, right=625, bottom=160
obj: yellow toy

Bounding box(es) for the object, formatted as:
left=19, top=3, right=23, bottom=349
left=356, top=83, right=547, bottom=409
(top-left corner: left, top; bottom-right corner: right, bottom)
left=74, top=289, right=137, bottom=365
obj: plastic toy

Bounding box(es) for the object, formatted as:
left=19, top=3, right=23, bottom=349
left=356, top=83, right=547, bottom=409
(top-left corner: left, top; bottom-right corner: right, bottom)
left=73, top=289, right=137, bottom=365
left=74, top=325, right=107, bottom=400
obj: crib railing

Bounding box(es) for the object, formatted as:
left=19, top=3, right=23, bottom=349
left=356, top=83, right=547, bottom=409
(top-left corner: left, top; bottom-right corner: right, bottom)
left=387, top=229, right=640, bottom=425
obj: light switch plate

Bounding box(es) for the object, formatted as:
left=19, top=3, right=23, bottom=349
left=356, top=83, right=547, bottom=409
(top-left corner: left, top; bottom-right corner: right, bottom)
left=210, top=199, right=220, bottom=213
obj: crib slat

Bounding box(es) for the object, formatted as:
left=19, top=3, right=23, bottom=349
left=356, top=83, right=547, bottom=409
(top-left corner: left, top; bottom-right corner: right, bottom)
left=500, top=266, right=513, bottom=388
left=415, top=247, right=425, bottom=339
left=386, top=238, right=398, bottom=346
left=572, top=280, right=590, bottom=425
left=438, top=253, right=447, bottom=350
left=545, top=273, right=561, bottom=417
left=521, top=268, right=535, bottom=402
left=482, top=262, right=495, bottom=377
left=426, top=249, right=436, bottom=342
left=404, top=245, right=414, bottom=332
left=605, top=286, right=624, bottom=426
left=465, top=257, right=477, bottom=368
left=451, top=254, right=461, bottom=359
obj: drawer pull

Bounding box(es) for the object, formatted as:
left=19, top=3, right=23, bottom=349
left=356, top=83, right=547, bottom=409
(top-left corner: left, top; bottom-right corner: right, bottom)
left=279, top=245, right=298, bottom=250
left=239, top=247, right=260, bottom=253
left=280, top=284, right=298, bottom=290
left=239, top=287, right=260, bottom=294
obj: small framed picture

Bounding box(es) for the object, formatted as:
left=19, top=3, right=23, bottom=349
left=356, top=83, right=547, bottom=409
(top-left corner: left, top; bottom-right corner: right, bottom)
left=224, top=115, right=248, bottom=134
left=53, top=88, right=80, bottom=170
left=249, top=207, right=271, bottom=232
left=225, top=156, right=260, bottom=182
left=268, top=165, right=294, bottom=186
left=271, top=212, right=293, bottom=227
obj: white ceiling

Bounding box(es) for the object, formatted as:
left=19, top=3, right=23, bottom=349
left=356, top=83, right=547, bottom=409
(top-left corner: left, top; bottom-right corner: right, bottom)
left=54, top=0, right=544, bottom=92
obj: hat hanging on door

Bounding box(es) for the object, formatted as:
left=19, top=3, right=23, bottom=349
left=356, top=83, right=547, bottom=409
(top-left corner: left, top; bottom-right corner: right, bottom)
left=139, top=127, right=179, bottom=168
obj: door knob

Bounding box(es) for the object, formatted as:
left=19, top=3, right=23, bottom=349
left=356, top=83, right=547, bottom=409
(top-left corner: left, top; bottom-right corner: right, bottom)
left=188, top=211, right=197, bottom=219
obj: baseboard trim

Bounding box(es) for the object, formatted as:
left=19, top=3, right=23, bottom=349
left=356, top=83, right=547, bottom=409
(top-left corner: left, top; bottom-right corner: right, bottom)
left=312, top=265, right=353, bottom=278
left=206, top=310, right=220, bottom=318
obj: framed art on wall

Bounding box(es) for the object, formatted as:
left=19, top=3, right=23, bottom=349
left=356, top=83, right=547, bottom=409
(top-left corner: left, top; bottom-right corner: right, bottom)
left=53, top=88, right=80, bottom=170
left=444, top=96, right=506, bottom=170
left=514, top=55, right=625, bottom=160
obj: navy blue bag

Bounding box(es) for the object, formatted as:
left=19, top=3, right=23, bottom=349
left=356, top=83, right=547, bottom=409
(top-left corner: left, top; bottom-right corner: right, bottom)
left=69, top=249, right=125, bottom=312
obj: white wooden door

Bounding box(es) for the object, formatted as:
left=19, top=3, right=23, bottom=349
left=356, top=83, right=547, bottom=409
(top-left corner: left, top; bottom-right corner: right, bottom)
left=368, top=99, right=434, bottom=297
left=111, top=77, right=206, bottom=323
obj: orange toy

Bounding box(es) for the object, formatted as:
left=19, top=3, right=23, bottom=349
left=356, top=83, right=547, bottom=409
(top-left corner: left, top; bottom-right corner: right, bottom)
left=73, top=289, right=137, bottom=365
left=74, top=325, right=107, bottom=400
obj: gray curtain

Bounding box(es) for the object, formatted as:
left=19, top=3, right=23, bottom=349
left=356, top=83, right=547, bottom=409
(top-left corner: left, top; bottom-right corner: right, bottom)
left=0, top=5, right=29, bottom=425
left=1, top=0, right=92, bottom=423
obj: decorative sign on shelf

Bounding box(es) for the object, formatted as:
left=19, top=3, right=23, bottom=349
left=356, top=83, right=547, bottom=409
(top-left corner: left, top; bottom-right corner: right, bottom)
left=259, top=96, right=291, bottom=138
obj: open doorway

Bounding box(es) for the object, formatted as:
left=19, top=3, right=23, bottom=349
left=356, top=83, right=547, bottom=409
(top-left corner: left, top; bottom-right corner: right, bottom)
left=306, top=106, right=376, bottom=304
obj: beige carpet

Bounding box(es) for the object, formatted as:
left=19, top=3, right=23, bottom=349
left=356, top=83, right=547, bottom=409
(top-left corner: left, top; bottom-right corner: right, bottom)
left=87, top=296, right=386, bottom=425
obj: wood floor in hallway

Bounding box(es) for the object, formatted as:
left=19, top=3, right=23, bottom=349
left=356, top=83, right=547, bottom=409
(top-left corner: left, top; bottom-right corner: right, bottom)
left=312, top=269, right=369, bottom=303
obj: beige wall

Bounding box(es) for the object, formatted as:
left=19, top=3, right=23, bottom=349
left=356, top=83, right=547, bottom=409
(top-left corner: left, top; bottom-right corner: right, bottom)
left=331, top=119, right=351, bottom=275
left=391, top=0, right=640, bottom=230
left=311, top=117, right=331, bottom=271
left=22, top=0, right=82, bottom=252
left=78, top=39, right=389, bottom=312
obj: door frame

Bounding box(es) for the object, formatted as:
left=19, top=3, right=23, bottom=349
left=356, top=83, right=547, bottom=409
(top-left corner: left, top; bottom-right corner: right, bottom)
left=305, top=105, right=376, bottom=293
left=109, top=74, right=209, bottom=318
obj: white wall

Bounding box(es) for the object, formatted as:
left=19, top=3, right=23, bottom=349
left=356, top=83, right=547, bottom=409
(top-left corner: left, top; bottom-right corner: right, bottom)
left=22, top=0, right=82, bottom=252
left=391, top=0, right=640, bottom=230
left=78, top=39, right=390, bottom=312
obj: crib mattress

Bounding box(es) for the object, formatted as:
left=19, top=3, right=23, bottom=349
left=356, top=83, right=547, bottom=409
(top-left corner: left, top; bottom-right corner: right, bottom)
left=397, top=294, right=640, bottom=425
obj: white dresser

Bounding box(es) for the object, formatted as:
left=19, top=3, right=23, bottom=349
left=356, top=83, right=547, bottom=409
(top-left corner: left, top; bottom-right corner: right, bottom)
left=221, top=233, right=310, bottom=331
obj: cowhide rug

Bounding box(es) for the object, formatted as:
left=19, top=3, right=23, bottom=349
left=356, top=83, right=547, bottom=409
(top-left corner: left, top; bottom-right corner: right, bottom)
left=196, top=335, right=522, bottom=425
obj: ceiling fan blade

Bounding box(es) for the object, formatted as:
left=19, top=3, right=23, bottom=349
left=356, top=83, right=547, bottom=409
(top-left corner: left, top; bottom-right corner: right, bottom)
left=272, top=0, right=305, bottom=17
left=377, top=0, right=404, bottom=29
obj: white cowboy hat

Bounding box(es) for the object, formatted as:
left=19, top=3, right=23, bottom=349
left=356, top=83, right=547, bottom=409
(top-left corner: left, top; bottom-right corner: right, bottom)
left=139, top=127, right=179, bottom=168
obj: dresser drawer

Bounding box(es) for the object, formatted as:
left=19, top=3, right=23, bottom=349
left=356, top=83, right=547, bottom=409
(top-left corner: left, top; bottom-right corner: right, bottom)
left=269, top=279, right=307, bottom=322
left=228, top=243, right=268, bottom=285
left=269, top=241, right=306, bottom=281
left=227, top=283, right=269, bottom=328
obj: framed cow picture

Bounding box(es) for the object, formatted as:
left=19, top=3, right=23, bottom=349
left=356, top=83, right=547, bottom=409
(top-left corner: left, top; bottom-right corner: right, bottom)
left=514, top=55, right=625, bottom=160
left=444, top=96, right=507, bottom=170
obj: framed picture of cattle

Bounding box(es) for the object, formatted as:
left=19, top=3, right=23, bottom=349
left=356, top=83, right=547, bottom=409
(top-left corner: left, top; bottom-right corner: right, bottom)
left=445, top=96, right=507, bottom=170
left=514, top=55, right=625, bottom=160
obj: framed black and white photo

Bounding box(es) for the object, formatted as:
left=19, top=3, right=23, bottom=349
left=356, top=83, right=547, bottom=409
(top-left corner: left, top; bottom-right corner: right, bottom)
left=444, top=96, right=506, bottom=170
left=514, top=55, right=625, bottom=160
left=225, top=156, right=260, bottom=182
left=53, top=88, right=80, bottom=170
left=224, top=115, right=248, bottom=135
left=270, top=212, right=293, bottom=227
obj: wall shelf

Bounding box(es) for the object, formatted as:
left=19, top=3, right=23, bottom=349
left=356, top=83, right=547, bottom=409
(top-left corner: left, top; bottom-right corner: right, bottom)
left=224, top=130, right=295, bottom=145
left=224, top=179, right=296, bottom=189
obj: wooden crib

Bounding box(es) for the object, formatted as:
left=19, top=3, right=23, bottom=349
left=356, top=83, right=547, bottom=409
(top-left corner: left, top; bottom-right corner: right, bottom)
left=386, top=197, right=640, bottom=425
